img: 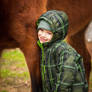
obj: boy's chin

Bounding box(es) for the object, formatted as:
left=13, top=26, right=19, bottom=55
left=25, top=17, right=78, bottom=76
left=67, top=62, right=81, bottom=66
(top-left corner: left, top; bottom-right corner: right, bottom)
left=40, top=41, right=46, bottom=43
left=40, top=40, right=48, bottom=43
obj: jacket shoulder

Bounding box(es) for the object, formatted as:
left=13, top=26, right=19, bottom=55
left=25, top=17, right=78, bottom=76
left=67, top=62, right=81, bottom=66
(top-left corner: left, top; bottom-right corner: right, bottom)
left=53, top=41, right=75, bottom=54
left=53, top=41, right=81, bottom=62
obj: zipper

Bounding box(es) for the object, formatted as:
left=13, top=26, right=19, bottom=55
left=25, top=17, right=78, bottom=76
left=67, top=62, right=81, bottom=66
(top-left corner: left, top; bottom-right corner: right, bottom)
left=37, top=40, right=45, bottom=81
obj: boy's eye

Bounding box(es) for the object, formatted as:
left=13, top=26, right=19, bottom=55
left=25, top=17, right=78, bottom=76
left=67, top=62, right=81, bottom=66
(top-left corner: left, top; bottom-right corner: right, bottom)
left=46, top=32, right=52, bottom=35
left=48, top=32, right=52, bottom=34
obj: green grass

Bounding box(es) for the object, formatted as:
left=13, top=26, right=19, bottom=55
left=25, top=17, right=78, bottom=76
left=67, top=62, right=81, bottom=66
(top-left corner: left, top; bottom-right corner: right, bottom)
left=1, top=49, right=25, bottom=61
left=89, top=61, right=92, bottom=89
left=0, top=48, right=30, bottom=80
left=0, top=69, right=11, bottom=78
left=1, top=90, right=8, bottom=92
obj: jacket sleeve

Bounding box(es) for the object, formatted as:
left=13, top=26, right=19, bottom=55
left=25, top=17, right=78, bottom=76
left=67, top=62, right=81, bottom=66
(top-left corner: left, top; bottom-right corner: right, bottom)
left=55, top=51, right=76, bottom=92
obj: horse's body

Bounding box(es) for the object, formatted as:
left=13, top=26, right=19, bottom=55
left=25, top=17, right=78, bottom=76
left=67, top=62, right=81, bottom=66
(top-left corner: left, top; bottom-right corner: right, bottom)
left=0, top=0, right=92, bottom=92
left=0, top=0, right=47, bottom=92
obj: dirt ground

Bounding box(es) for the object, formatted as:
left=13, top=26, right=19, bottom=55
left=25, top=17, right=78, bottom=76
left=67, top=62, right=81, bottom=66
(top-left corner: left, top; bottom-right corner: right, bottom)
left=0, top=49, right=31, bottom=92
left=0, top=75, right=31, bottom=92
left=89, top=89, right=92, bottom=92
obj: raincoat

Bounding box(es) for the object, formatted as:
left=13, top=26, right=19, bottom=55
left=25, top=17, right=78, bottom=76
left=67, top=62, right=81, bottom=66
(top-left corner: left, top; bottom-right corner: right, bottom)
left=37, top=10, right=88, bottom=92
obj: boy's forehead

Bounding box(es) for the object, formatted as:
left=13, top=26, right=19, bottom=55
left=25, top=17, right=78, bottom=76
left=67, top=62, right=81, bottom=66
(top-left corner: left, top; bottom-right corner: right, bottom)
left=38, top=29, right=52, bottom=33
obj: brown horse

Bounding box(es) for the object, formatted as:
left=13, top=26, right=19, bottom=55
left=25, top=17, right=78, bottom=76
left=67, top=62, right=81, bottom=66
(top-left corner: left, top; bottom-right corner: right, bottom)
left=0, top=0, right=47, bottom=92
left=0, top=0, right=92, bottom=92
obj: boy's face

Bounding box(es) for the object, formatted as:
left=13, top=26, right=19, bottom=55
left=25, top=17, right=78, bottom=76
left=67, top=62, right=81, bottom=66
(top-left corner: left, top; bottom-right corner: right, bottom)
left=38, top=29, right=53, bottom=43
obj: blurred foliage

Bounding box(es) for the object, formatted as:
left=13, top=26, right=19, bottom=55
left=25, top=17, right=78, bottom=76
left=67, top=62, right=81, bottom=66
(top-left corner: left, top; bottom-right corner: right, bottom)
left=1, top=90, right=8, bottom=92
left=1, top=48, right=25, bottom=61
left=89, top=61, right=92, bottom=89
left=0, top=48, right=30, bottom=81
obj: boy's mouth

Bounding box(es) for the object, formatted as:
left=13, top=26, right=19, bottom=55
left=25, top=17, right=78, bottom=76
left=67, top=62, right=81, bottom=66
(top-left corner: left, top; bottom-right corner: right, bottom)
left=39, top=37, right=48, bottom=42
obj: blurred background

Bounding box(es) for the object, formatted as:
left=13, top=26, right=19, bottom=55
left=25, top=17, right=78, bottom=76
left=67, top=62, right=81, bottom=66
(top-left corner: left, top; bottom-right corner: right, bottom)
left=0, top=48, right=31, bottom=92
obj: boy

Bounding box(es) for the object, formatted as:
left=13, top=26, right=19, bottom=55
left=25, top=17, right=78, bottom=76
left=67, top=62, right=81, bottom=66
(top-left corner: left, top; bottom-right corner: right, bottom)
left=37, top=10, right=88, bottom=92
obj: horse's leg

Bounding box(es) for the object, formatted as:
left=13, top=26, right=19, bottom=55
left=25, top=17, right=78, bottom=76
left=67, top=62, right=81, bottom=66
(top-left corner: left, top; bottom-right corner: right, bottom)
left=20, top=35, right=41, bottom=92
left=7, top=0, right=47, bottom=91
left=8, top=18, right=42, bottom=92
left=0, top=49, right=3, bottom=79
left=66, top=26, right=91, bottom=83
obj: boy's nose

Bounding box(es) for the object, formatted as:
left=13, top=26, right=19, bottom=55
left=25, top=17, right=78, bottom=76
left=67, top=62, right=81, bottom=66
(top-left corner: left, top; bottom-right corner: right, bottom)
left=41, top=32, right=48, bottom=37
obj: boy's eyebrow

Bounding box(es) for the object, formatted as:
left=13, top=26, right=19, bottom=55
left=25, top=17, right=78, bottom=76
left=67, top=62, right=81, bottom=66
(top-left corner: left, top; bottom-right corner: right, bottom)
left=45, top=31, right=52, bottom=33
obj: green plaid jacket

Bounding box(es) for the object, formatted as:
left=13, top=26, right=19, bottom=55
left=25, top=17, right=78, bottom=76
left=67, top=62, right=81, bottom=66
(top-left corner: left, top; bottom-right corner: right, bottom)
left=37, top=10, right=88, bottom=92
left=37, top=40, right=88, bottom=92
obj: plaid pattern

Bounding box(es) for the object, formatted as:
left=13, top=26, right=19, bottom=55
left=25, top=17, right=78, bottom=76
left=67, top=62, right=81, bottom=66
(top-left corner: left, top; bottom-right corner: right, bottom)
left=37, top=40, right=88, bottom=92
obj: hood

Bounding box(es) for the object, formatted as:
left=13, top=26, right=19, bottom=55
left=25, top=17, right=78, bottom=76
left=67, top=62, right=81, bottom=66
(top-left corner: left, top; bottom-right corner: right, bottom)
left=36, top=10, right=69, bottom=47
